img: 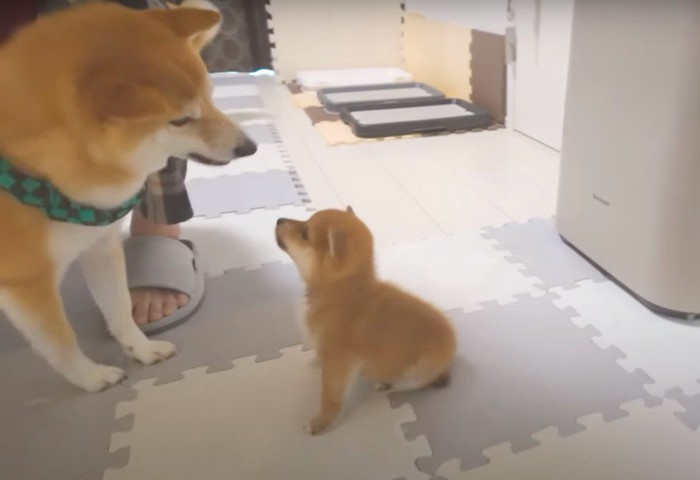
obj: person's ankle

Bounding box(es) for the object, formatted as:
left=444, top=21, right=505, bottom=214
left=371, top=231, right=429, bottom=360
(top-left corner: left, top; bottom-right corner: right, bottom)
left=130, top=211, right=181, bottom=239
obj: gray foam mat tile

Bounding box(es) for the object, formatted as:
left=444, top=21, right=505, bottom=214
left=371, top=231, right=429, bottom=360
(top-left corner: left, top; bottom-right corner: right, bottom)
left=0, top=375, right=135, bottom=480
left=241, top=122, right=281, bottom=144
left=126, top=261, right=305, bottom=384
left=666, top=387, right=700, bottom=431
left=0, top=261, right=304, bottom=479
left=187, top=170, right=310, bottom=219
left=481, top=217, right=608, bottom=290
left=0, top=270, right=138, bottom=480
left=213, top=95, right=264, bottom=110
left=389, top=293, right=661, bottom=478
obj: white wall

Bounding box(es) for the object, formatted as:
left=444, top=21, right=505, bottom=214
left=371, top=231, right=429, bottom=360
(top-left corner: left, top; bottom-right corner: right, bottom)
left=513, top=0, right=573, bottom=150
left=404, top=0, right=508, bottom=34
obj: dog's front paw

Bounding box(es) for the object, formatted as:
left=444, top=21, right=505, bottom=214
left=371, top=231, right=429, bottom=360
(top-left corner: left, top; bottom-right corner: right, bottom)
left=303, top=414, right=332, bottom=436
left=127, top=340, right=177, bottom=365
left=66, top=359, right=126, bottom=393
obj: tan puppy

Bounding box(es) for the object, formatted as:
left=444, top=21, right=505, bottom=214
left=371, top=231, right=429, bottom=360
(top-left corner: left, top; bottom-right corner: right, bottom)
left=0, top=3, right=256, bottom=391
left=276, top=208, right=457, bottom=434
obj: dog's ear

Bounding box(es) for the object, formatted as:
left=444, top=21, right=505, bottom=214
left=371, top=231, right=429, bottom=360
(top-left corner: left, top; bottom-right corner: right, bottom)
left=327, top=228, right=347, bottom=259
left=146, top=3, right=221, bottom=52
left=346, top=206, right=355, bottom=215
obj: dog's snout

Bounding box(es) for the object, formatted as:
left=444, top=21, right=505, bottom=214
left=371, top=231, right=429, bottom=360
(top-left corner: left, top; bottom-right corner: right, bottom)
left=234, top=137, right=257, bottom=158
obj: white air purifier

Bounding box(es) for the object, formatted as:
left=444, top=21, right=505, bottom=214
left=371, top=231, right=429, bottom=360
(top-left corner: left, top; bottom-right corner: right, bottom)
left=557, top=0, right=700, bottom=318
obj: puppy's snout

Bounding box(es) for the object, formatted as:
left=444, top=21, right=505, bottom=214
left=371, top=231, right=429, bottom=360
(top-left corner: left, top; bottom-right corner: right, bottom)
left=275, top=218, right=292, bottom=250
left=233, top=137, right=257, bottom=158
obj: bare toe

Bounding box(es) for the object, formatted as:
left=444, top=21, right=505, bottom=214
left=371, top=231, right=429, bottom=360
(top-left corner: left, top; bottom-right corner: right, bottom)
left=131, top=289, right=151, bottom=326
left=162, top=293, right=178, bottom=317
left=176, top=292, right=190, bottom=308
left=147, top=291, right=165, bottom=322
left=132, top=288, right=190, bottom=325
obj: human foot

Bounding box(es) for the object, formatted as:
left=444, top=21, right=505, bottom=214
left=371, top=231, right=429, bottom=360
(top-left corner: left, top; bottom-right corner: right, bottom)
left=130, top=288, right=190, bottom=325
left=129, top=210, right=190, bottom=325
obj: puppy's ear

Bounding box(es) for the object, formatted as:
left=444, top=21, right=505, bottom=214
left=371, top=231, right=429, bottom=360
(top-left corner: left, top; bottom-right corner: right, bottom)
left=146, top=2, right=221, bottom=52
left=346, top=206, right=355, bottom=215
left=327, top=228, right=347, bottom=259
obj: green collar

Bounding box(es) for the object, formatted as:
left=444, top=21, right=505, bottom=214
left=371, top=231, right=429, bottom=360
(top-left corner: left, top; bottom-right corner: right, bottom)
left=0, top=155, right=143, bottom=226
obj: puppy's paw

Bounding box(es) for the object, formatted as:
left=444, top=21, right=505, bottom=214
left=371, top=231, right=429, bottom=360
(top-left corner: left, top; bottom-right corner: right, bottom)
left=303, top=415, right=332, bottom=436
left=67, top=361, right=126, bottom=393
left=127, top=340, right=177, bottom=365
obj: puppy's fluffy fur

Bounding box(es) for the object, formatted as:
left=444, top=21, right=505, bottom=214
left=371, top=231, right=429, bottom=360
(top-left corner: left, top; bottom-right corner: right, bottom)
left=0, top=3, right=255, bottom=391
left=276, top=208, right=457, bottom=434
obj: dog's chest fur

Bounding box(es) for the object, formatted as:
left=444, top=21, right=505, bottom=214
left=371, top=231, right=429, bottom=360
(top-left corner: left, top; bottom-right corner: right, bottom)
left=48, top=219, right=121, bottom=278
left=297, top=297, right=317, bottom=350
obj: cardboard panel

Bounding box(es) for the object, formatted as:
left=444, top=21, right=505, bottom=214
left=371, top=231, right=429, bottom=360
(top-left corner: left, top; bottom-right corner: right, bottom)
left=402, top=12, right=472, bottom=100
left=470, top=29, right=507, bottom=124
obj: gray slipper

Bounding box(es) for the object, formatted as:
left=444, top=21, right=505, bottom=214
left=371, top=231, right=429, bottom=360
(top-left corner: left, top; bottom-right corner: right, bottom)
left=123, top=235, right=205, bottom=336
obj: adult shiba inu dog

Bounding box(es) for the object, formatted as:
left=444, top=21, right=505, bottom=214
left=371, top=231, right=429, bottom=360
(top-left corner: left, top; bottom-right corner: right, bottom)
left=0, top=1, right=256, bottom=391
left=276, top=208, right=457, bottom=434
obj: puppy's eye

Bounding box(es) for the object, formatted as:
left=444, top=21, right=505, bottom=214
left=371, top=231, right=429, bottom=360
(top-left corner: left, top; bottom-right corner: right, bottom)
left=300, top=227, right=309, bottom=241
left=169, top=116, right=194, bottom=127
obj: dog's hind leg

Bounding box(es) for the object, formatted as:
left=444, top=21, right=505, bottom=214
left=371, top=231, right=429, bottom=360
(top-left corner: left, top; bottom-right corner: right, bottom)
left=391, top=359, right=452, bottom=393
left=428, top=371, right=450, bottom=388
left=2, top=276, right=125, bottom=392
left=79, top=232, right=176, bottom=365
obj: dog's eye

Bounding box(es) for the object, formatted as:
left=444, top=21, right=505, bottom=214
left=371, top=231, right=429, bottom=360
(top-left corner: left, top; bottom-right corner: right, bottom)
left=300, top=227, right=309, bottom=241
left=169, top=116, right=194, bottom=127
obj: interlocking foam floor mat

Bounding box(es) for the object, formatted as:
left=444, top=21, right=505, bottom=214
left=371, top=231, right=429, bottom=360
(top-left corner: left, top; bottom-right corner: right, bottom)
left=2, top=73, right=699, bottom=480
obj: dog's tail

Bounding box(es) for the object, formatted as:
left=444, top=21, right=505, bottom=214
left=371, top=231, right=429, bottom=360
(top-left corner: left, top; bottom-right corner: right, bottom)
left=170, top=0, right=222, bottom=51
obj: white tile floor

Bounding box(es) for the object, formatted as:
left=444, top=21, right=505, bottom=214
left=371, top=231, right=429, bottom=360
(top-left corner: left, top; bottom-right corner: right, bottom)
left=105, top=79, right=700, bottom=480
left=260, top=80, right=559, bottom=244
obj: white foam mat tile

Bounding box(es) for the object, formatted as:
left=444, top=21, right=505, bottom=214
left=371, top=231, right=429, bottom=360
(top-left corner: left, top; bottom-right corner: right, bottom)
left=436, top=400, right=700, bottom=480
left=104, top=346, right=430, bottom=480
left=241, top=123, right=281, bottom=144
left=186, top=144, right=287, bottom=180
left=481, top=218, right=607, bottom=290
left=181, top=205, right=308, bottom=276
left=552, top=280, right=700, bottom=397
left=257, top=82, right=343, bottom=211
left=212, top=84, right=261, bottom=98
left=376, top=232, right=544, bottom=313
left=209, top=72, right=262, bottom=86
left=213, top=95, right=265, bottom=111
